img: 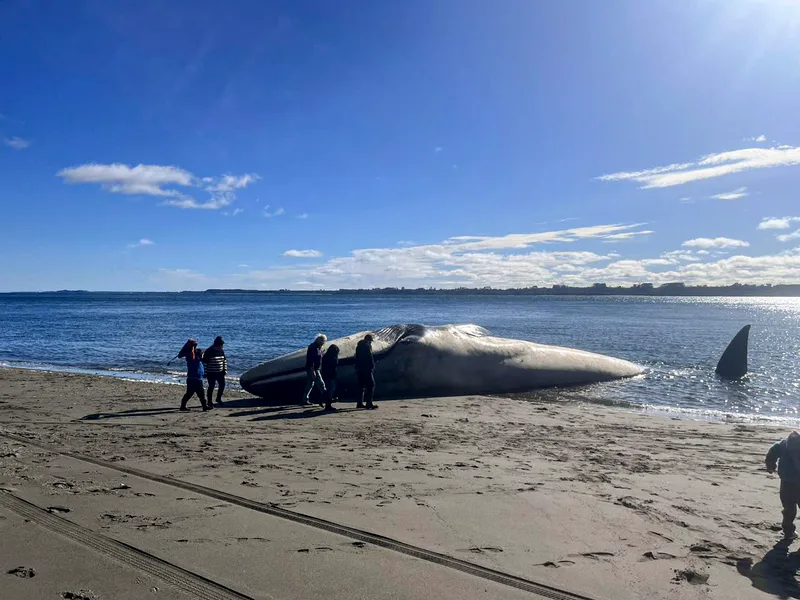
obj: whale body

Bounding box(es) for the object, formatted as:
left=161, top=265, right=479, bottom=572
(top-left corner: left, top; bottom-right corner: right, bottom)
left=239, top=324, right=644, bottom=400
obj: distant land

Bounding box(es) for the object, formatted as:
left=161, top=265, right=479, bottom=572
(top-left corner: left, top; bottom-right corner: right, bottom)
left=206, top=283, right=800, bottom=296
left=10, top=282, right=800, bottom=296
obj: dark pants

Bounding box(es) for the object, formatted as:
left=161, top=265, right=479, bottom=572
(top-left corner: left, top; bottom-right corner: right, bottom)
left=206, top=372, right=226, bottom=404
left=180, top=378, right=207, bottom=410
left=357, top=371, right=375, bottom=406
left=781, top=480, right=800, bottom=536
left=323, top=379, right=337, bottom=408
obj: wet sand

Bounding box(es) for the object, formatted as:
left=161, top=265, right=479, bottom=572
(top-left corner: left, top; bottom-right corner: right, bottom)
left=0, top=367, right=794, bottom=599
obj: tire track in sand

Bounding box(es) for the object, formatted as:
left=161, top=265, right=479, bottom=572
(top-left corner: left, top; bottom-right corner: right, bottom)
left=2, top=430, right=600, bottom=600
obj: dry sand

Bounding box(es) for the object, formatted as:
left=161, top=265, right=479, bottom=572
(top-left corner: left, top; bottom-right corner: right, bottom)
left=0, top=367, right=796, bottom=599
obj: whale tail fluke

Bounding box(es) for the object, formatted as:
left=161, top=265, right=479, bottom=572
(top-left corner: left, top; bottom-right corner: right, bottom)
left=715, top=325, right=750, bottom=380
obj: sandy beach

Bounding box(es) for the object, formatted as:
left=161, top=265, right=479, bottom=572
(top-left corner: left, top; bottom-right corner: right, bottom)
left=0, top=367, right=796, bottom=600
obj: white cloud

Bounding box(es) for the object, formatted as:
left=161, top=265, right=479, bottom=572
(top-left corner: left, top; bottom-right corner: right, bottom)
left=438, top=224, right=649, bottom=251
left=777, top=230, right=800, bottom=243
left=711, top=186, right=748, bottom=200
left=128, top=238, right=155, bottom=249
left=265, top=206, right=288, bottom=218
left=661, top=250, right=702, bottom=262
left=682, top=237, right=750, bottom=249
left=57, top=163, right=258, bottom=210
left=601, top=230, right=655, bottom=243
left=598, top=145, right=800, bottom=188
left=283, top=249, right=323, bottom=258
left=4, top=136, right=30, bottom=150
left=164, top=197, right=229, bottom=210
left=758, top=216, right=800, bottom=230
left=233, top=223, right=652, bottom=289
left=206, top=174, right=258, bottom=193
left=434, top=147, right=443, bottom=153
left=188, top=246, right=800, bottom=290
left=679, top=197, right=694, bottom=204
left=158, top=222, right=800, bottom=290
left=58, top=163, right=193, bottom=197
left=744, top=134, right=767, bottom=143
left=232, top=208, right=244, bottom=216
left=297, top=213, right=309, bottom=219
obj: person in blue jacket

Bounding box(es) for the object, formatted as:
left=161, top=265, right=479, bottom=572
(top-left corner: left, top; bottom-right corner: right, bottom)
left=178, top=339, right=208, bottom=412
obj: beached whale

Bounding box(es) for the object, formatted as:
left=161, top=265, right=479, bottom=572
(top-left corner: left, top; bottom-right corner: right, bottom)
left=239, top=324, right=644, bottom=400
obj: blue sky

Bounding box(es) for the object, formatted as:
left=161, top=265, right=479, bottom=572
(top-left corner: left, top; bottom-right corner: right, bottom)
left=2, top=0, right=800, bottom=291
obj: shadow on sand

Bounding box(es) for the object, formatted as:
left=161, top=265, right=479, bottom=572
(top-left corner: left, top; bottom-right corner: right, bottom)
left=80, top=395, right=362, bottom=421
left=739, top=539, right=800, bottom=599
left=81, top=407, right=183, bottom=420
left=249, top=406, right=363, bottom=422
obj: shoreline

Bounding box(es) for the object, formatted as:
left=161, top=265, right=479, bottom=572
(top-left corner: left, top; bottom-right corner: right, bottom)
left=2, top=361, right=796, bottom=427
left=0, top=367, right=795, bottom=599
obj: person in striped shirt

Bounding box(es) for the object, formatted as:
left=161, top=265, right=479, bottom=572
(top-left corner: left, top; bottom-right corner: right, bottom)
left=203, top=336, right=228, bottom=406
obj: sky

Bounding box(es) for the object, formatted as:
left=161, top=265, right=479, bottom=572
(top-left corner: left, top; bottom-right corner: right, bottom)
left=2, top=0, right=800, bottom=291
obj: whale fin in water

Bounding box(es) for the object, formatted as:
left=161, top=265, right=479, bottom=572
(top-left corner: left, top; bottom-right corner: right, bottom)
left=715, top=325, right=750, bottom=380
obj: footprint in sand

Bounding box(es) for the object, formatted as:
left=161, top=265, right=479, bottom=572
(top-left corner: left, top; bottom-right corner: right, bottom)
left=47, top=506, right=71, bottom=514
left=568, top=551, right=615, bottom=560
left=61, top=591, right=98, bottom=600
left=458, top=547, right=504, bottom=555
left=672, top=568, right=709, bottom=585
left=539, top=560, right=576, bottom=568
left=642, top=551, right=677, bottom=561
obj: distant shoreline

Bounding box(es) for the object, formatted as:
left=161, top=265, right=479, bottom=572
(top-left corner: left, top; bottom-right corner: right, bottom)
left=3, top=283, right=800, bottom=297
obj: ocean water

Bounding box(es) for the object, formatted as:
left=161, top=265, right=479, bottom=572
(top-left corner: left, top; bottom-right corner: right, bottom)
left=0, top=293, right=798, bottom=422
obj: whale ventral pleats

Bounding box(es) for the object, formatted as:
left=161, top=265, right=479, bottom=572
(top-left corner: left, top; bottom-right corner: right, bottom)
left=715, top=325, right=750, bottom=380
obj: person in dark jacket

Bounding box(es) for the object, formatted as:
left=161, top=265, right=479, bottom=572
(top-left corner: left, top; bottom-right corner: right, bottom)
left=767, top=431, right=800, bottom=539
left=320, top=344, right=340, bottom=412
left=302, top=334, right=327, bottom=405
left=203, top=336, right=227, bottom=407
left=354, top=334, right=376, bottom=409
left=178, top=340, right=208, bottom=411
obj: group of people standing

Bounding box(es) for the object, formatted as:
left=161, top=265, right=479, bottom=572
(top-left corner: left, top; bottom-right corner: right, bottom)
left=177, top=336, right=227, bottom=411
left=302, top=333, right=377, bottom=412
left=176, top=333, right=377, bottom=412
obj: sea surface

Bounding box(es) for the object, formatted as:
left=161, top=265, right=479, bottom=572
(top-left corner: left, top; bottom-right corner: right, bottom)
left=1, top=293, right=798, bottom=423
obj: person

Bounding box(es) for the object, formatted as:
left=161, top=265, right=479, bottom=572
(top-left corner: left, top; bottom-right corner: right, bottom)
left=178, top=340, right=208, bottom=412
left=320, top=344, right=340, bottom=412
left=766, top=431, right=800, bottom=540
left=302, top=334, right=327, bottom=406
left=354, top=333, right=376, bottom=409
left=203, top=336, right=227, bottom=407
